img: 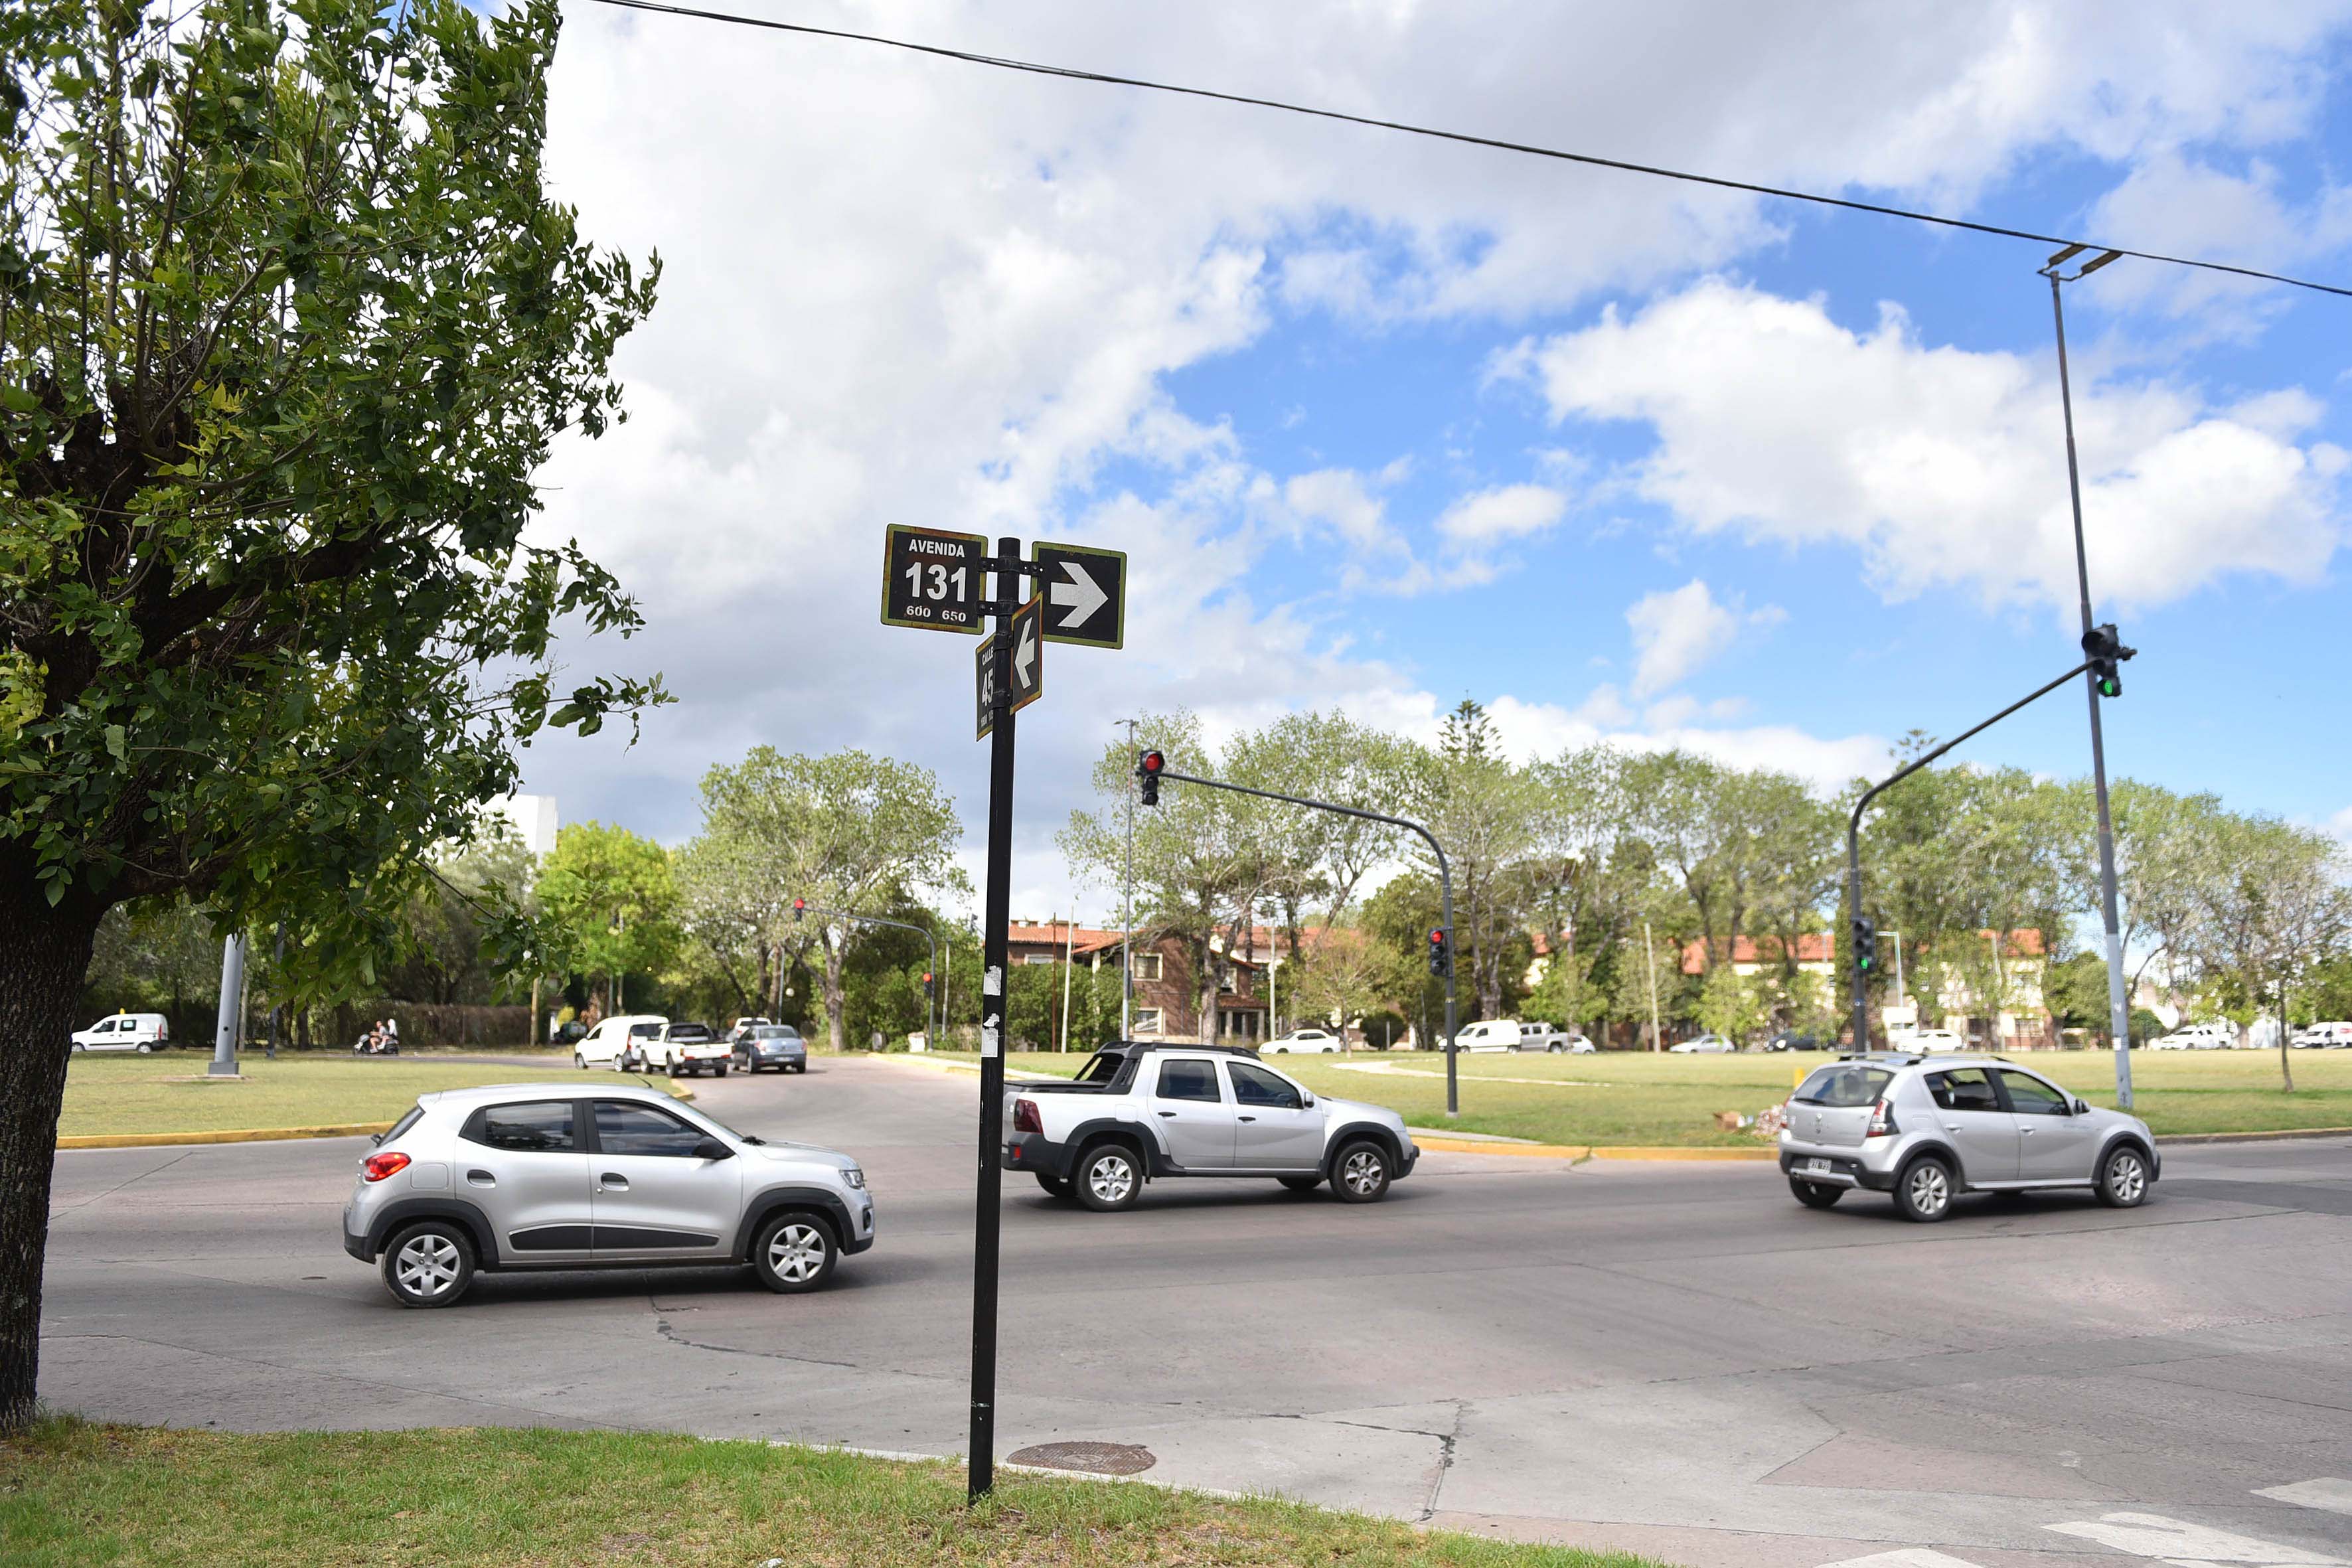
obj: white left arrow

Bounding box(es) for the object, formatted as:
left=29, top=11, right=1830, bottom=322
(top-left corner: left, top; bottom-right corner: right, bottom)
left=1015, top=620, right=1038, bottom=686
left=1049, top=558, right=1109, bottom=627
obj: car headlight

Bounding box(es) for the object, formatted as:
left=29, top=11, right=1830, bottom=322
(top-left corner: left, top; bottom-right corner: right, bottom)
left=842, top=1168, right=866, bottom=1190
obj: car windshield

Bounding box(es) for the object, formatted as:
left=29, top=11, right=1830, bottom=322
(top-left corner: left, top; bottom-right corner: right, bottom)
left=1793, top=1065, right=1893, bottom=1107
left=752, top=1026, right=800, bottom=1040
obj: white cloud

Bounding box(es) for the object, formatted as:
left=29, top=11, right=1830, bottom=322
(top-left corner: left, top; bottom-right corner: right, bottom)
left=1437, top=484, right=1568, bottom=546
left=2081, top=151, right=2352, bottom=329
left=1483, top=695, right=1883, bottom=795
left=1516, top=279, right=2347, bottom=613
left=1623, top=578, right=1780, bottom=696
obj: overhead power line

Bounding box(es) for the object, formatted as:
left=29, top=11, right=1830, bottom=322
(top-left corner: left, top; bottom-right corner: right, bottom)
left=589, top=0, right=2352, bottom=301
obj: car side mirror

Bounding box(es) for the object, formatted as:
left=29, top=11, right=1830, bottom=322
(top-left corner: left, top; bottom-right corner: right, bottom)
left=2073, top=1099, right=2090, bottom=1116
left=693, top=1138, right=733, bottom=1160
left=1300, top=1094, right=1314, bottom=1108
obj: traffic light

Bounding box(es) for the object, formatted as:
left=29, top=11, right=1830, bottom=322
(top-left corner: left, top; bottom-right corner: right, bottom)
left=1135, top=748, right=1164, bottom=807
left=1851, top=916, right=1877, bottom=975
left=792, top=898, right=806, bottom=922
left=2082, top=622, right=2134, bottom=699
left=1427, top=927, right=1452, bottom=979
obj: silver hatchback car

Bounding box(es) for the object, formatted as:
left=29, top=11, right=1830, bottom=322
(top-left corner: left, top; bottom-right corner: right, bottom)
left=343, top=1081, right=874, bottom=1306
left=1778, top=1052, right=2158, bottom=1221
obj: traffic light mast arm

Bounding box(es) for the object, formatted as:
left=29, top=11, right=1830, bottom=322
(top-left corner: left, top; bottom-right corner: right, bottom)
left=793, top=903, right=943, bottom=1044
left=1150, top=764, right=1462, bottom=1118
left=1843, top=657, right=2092, bottom=1052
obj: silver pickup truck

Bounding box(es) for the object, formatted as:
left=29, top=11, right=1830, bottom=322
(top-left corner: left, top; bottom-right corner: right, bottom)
left=1004, top=1042, right=1418, bottom=1210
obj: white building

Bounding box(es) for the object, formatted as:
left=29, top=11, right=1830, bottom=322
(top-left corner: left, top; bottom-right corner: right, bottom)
left=483, top=793, right=558, bottom=858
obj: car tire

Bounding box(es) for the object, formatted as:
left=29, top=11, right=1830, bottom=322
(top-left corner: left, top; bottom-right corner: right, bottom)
left=1895, top=1155, right=1955, bottom=1223
left=1331, top=1139, right=1393, bottom=1203
left=1035, top=1174, right=1071, bottom=1198
left=1278, top=1174, right=1323, bottom=1193
left=1073, top=1142, right=1143, bottom=1212
left=1788, top=1176, right=1843, bottom=1209
left=574, top=1053, right=586, bottom=1071
left=381, top=1221, right=476, bottom=1308
left=751, top=1212, right=838, bottom=1293
left=2096, top=1144, right=2150, bottom=1209
left=716, top=1063, right=728, bottom=1077
left=666, top=1059, right=680, bottom=1078
left=1547, top=1043, right=1563, bottom=1053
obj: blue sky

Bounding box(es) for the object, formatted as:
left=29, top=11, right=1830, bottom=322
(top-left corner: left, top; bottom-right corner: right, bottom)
left=524, top=1, right=2352, bottom=918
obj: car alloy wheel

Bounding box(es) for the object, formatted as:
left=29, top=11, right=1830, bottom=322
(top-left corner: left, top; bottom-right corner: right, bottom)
left=575, top=1053, right=586, bottom=1070
left=1334, top=1140, right=1391, bottom=1203
left=753, top=1213, right=837, bottom=1293
left=1899, top=1157, right=1952, bottom=1222
left=2098, top=1147, right=2149, bottom=1208
left=136, top=1042, right=153, bottom=1054
left=1075, top=1146, right=1140, bottom=1211
left=383, top=1223, right=473, bottom=1307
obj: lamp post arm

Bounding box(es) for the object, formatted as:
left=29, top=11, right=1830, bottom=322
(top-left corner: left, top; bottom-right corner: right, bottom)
left=1844, top=658, right=2090, bottom=1052
left=1155, top=767, right=1460, bottom=1117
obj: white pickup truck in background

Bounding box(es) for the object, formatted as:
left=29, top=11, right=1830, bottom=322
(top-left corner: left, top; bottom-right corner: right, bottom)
left=1004, top=1043, right=1418, bottom=1211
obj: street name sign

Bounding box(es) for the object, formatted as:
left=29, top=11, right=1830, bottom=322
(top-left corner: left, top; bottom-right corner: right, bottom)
left=975, top=595, right=1044, bottom=739
left=882, top=524, right=986, bottom=634
left=1030, top=541, right=1127, bottom=649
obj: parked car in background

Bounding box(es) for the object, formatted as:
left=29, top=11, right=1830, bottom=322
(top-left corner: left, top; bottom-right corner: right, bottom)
left=70, top=1012, right=171, bottom=1053
left=1514, top=1026, right=1595, bottom=1054
left=626, top=1022, right=732, bottom=1077
left=1761, top=1030, right=1821, bottom=1053
left=1264, top=1027, right=1342, bottom=1054
left=1778, top=1053, right=2157, bottom=1222
left=342, top=1080, right=874, bottom=1306
left=2293, top=1022, right=2352, bottom=1049
left=1668, top=1033, right=1735, bottom=1054
left=574, top=1014, right=666, bottom=1070
left=1895, top=1028, right=1966, bottom=1053
left=728, top=1016, right=773, bottom=1038
left=734, top=1024, right=809, bottom=1073
left=1455, top=1020, right=1525, bottom=1053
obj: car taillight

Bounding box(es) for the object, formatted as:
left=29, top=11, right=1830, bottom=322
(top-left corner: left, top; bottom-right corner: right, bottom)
left=1013, top=1098, right=1042, bottom=1135
left=1865, top=1099, right=1898, bottom=1138
left=362, top=1150, right=412, bottom=1182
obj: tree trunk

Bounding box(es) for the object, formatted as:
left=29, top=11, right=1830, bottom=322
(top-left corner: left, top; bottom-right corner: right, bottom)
left=0, top=880, right=106, bottom=1432
left=2278, top=981, right=2294, bottom=1094
left=821, top=935, right=847, bottom=1053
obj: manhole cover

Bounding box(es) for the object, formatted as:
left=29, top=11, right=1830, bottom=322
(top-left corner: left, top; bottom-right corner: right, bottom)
left=1006, top=1441, right=1156, bottom=1476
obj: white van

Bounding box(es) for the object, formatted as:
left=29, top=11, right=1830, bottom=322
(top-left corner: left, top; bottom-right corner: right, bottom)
left=574, top=1013, right=668, bottom=1069
left=2293, top=1021, right=2352, bottom=1049
left=70, top=1012, right=171, bottom=1053
left=1455, top=1020, right=1524, bottom=1054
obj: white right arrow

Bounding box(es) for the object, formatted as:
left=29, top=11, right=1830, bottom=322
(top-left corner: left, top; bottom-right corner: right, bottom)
left=1049, top=558, right=1109, bottom=628
left=1014, top=620, right=1038, bottom=686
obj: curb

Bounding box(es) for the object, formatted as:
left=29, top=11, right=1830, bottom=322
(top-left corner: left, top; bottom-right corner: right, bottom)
left=1414, top=1137, right=1778, bottom=1162
left=2154, top=1126, right=2352, bottom=1145
left=59, top=1082, right=696, bottom=1150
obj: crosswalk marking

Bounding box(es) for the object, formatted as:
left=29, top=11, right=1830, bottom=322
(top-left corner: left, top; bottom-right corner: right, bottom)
left=2259, top=1481, right=2352, bottom=1519
left=2043, top=1510, right=2348, bottom=1565
left=1816, top=1551, right=1987, bottom=1568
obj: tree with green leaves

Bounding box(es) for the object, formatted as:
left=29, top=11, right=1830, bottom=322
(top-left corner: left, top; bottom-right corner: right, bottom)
left=0, top=0, right=658, bottom=1428
left=1418, top=700, right=1545, bottom=1022
left=698, top=747, right=963, bottom=1052
left=537, top=823, right=677, bottom=1014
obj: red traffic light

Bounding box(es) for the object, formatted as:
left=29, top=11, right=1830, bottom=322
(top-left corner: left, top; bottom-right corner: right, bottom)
left=922, top=972, right=933, bottom=984
left=1139, top=750, right=1164, bottom=775
left=1428, top=929, right=1445, bottom=946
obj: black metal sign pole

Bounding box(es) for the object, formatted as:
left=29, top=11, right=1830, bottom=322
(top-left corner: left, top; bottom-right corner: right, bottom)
left=968, top=535, right=1023, bottom=1501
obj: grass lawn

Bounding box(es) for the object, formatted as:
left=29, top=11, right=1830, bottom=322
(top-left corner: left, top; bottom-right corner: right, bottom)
left=944, top=1046, right=2352, bottom=1148
left=57, top=1053, right=671, bottom=1138
left=0, top=1419, right=1668, bottom=1568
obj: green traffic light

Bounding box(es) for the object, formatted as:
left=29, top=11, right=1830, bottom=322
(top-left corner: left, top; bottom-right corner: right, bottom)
left=2097, top=674, right=2121, bottom=698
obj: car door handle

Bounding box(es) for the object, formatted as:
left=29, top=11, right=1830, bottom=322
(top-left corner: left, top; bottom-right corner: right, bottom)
left=1237, top=1115, right=1257, bottom=1122
left=1157, top=1110, right=1177, bottom=1117
left=2020, top=1128, right=2033, bottom=1137
left=1944, top=1123, right=1962, bottom=1133
left=466, top=1169, right=495, bottom=1186
left=599, top=1174, right=629, bottom=1189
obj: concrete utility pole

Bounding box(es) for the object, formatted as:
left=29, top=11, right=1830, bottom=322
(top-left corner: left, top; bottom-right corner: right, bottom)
left=1058, top=913, right=1075, bottom=1052
left=208, top=934, right=244, bottom=1077
left=2041, top=244, right=2136, bottom=1108
left=1642, top=920, right=1662, bottom=1053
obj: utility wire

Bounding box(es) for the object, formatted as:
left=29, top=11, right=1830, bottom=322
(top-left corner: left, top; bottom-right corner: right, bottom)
left=589, top=0, right=2351, bottom=301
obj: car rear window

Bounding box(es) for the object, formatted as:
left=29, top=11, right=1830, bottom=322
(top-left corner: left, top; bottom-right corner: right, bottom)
left=383, top=1105, right=425, bottom=1144
left=752, top=1026, right=800, bottom=1040
left=1792, top=1065, right=1891, bottom=1107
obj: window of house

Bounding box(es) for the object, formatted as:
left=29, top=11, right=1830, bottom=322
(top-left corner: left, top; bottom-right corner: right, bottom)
left=1132, top=1008, right=1163, bottom=1034
left=1131, top=953, right=1162, bottom=982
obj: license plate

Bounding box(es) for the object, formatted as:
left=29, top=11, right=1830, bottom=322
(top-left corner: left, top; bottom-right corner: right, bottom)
left=1803, top=1158, right=1832, bottom=1176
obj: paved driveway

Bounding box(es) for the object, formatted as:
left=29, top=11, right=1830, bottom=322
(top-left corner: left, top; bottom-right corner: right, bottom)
left=42, top=1056, right=2352, bottom=1568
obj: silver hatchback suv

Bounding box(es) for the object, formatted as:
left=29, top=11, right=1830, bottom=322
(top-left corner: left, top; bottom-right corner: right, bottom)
left=1779, top=1052, right=2158, bottom=1221
left=343, top=1081, right=874, bottom=1306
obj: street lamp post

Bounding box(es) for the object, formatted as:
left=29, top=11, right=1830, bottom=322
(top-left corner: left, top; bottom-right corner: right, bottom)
left=1151, top=763, right=1462, bottom=1116
left=2040, top=244, right=2136, bottom=1107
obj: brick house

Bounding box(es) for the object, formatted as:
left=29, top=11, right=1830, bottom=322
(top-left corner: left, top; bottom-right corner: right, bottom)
left=999, top=919, right=1306, bottom=1043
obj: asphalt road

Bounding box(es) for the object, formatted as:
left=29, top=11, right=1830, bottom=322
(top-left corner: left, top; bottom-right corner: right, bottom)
left=42, top=1056, right=2352, bottom=1568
